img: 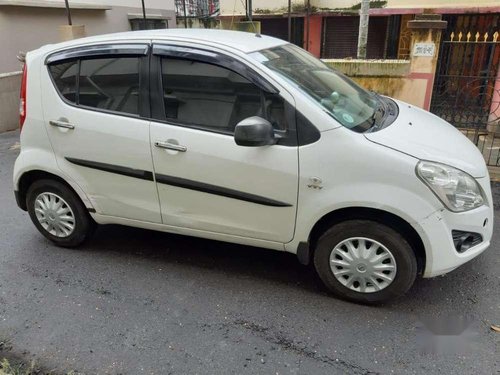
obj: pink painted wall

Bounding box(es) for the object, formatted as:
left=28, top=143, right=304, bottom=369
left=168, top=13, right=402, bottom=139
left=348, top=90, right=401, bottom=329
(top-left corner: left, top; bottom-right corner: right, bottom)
left=304, top=15, right=322, bottom=57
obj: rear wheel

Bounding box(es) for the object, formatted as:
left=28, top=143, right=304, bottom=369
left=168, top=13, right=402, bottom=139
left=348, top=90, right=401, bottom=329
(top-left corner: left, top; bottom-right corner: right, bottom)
left=313, top=220, right=417, bottom=304
left=26, top=179, right=95, bottom=247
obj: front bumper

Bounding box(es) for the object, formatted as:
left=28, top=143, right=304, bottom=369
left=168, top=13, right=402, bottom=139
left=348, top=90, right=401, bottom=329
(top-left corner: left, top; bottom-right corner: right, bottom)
left=416, top=183, right=493, bottom=278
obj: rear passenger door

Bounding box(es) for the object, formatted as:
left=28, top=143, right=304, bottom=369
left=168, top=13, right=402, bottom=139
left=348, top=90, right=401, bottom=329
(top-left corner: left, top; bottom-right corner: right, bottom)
left=149, top=44, right=299, bottom=243
left=42, top=44, right=161, bottom=223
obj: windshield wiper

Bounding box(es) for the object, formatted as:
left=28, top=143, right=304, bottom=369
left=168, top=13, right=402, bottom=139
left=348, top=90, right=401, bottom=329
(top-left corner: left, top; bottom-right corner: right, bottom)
left=367, top=92, right=387, bottom=132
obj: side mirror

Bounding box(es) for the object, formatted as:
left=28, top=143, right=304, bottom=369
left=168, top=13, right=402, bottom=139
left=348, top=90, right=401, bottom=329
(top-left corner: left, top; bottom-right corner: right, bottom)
left=234, top=116, right=275, bottom=147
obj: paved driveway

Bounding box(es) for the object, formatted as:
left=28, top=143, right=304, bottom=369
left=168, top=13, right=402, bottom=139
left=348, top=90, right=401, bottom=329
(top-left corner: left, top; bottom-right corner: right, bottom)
left=0, top=130, right=498, bottom=374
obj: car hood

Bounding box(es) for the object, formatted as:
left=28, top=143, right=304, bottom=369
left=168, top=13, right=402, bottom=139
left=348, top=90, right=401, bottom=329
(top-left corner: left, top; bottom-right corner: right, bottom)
left=364, top=100, right=488, bottom=178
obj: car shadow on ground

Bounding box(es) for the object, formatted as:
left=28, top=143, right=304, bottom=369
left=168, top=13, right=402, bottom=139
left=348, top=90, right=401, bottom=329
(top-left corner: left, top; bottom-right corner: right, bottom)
left=76, top=223, right=470, bottom=309
left=85, top=224, right=325, bottom=293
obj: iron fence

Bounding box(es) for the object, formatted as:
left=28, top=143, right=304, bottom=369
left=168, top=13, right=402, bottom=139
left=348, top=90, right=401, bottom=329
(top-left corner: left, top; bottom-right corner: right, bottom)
left=430, top=31, right=500, bottom=166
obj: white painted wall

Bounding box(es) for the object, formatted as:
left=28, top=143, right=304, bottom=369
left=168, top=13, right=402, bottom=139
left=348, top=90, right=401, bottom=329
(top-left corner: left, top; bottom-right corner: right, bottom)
left=313, top=0, right=360, bottom=9
left=0, top=0, right=175, bottom=10
left=82, top=0, right=175, bottom=11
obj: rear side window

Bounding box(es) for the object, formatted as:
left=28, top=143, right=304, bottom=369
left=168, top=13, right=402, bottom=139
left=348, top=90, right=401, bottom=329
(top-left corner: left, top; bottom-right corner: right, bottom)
left=79, top=58, right=140, bottom=115
left=48, top=57, right=141, bottom=116
left=160, top=57, right=287, bottom=133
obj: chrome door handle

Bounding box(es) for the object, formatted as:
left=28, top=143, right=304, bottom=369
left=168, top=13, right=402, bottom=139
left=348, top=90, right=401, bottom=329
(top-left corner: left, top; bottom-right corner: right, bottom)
left=49, top=120, right=75, bottom=129
left=154, top=141, right=187, bottom=152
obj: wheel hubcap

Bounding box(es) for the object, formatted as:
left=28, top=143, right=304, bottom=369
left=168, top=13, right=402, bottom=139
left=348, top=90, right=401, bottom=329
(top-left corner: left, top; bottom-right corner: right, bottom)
left=34, top=192, right=75, bottom=238
left=329, top=237, right=397, bottom=293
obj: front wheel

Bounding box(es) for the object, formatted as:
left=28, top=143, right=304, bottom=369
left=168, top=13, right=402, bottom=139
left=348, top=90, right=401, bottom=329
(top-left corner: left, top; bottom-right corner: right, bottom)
left=313, top=220, right=417, bottom=304
left=26, top=179, right=95, bottom=247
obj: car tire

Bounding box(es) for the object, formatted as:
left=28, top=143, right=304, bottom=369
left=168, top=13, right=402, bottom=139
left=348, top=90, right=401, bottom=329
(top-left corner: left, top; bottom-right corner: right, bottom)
left=26, top=179, right=95, bottom=247
left=313, top=220, right=417, bottom=304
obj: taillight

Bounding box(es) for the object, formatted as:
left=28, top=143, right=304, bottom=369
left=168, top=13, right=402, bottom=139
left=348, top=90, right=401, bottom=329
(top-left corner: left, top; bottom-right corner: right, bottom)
left=19, top=63, right=27, bottom=131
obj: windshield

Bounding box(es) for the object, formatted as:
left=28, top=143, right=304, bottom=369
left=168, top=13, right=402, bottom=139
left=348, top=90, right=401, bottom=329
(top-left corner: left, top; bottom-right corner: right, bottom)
left=249, top=44, right=381, bottom=132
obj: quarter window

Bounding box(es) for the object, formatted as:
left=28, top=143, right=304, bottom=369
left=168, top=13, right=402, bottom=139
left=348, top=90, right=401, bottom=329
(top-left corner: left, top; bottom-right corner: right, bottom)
left=160, top=57, right=286, bottom=133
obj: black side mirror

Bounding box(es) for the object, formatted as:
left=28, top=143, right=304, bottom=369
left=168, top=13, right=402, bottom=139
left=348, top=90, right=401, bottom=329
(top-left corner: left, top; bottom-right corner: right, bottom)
left=234, top=116, right=275, bottom=147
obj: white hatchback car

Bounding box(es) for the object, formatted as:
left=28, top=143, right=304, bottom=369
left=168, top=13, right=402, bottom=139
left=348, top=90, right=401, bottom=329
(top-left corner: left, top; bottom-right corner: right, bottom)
left=14, top=29, right=493, bottom=303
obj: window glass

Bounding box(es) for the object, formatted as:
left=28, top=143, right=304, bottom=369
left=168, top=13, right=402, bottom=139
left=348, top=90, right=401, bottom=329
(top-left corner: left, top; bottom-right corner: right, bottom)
left=161, top=57, right=286, bottom=132
left=79, top=57, right=140, bottom=115
left=48, top=61, right=78, bottom=103
left=250, top=44, right=380, bottom=132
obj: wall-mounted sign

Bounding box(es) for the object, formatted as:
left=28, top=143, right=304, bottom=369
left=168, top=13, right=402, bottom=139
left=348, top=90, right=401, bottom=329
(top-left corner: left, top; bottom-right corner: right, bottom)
left=413, top=43, right=436, bottom=57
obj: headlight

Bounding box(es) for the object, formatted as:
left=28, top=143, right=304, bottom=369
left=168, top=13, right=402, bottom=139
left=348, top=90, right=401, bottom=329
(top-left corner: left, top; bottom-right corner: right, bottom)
left=416, top=161, right=486, bottom=212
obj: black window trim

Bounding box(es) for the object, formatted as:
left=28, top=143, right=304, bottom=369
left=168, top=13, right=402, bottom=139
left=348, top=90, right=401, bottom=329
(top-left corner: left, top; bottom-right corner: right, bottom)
left=46, top=43, right=151, bottom=120
left=45, top=43, right=150, bottom=65
left=45, top=42, right=320, bottom=146
left=152, top=44, right=279, bottom=95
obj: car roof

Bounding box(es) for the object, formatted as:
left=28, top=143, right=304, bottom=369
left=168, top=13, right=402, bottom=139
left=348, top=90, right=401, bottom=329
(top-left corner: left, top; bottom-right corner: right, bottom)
left=37, top=29, right=288, bottom=55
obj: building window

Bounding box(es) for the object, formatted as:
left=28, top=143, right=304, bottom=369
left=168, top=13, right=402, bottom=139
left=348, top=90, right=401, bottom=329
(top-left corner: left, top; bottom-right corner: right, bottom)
left=130, top=18, right=168, bottom=31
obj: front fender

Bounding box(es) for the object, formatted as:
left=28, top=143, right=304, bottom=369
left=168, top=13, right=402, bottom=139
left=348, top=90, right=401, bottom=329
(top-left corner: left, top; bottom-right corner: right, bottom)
left=286, top=128, right=443, bottom=253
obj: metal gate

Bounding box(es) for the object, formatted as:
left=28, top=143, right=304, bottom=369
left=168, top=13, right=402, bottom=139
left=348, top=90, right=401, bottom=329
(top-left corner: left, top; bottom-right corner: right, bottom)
left=430, top=31, right=500, bottom=166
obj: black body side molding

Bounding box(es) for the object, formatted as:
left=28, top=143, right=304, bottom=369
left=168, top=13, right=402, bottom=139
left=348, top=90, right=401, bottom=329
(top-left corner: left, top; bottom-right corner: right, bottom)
left=155, top=174, right=292, bottom=207
left=65, top=157, right=292, bottom=207
left=65, top=157, right=154, bottom=181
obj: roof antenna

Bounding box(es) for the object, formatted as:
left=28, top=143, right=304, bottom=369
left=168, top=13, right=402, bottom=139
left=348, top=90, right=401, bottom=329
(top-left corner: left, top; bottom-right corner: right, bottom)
left=241, top=0, right=260, bottom=37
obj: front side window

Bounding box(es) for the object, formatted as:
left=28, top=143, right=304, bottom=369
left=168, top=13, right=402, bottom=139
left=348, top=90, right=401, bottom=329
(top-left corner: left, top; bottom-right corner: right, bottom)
left=250, top=44, right=382, bottom=132
left=48, top=56, right=141, bottom=116
left=160, top=57, right=286, bottom=133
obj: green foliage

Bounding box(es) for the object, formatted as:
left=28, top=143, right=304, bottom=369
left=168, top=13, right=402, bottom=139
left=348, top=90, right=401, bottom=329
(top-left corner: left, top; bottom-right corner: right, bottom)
left=350, top=0, right=387, bottom=10
left=254, top=8, right=272, bottom=14
left=0, top=358, right=36, bottom=375
left=0, top=358, right=79, bottom=375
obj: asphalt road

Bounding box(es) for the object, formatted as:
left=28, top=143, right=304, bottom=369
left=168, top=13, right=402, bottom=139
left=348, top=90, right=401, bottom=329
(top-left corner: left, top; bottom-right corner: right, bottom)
left=0, top=130, right=498, bottom=375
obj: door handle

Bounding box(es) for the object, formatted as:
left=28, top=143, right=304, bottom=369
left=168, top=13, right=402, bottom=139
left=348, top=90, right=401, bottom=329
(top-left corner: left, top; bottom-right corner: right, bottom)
left=154, top=141, right=187, bottom=152
left=49, top=120, right=75, bottom=130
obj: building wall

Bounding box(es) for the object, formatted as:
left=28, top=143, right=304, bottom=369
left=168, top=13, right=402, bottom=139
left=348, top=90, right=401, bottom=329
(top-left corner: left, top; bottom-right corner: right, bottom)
left=386, top=0, right=499, bottom=8
left=220, top=0, right=300, bottom=15
left=0, top=72, right=21, bottom=133
left=305, top=15, right=322, bottom=57
left=323, top=59, right=432, bottom=110
left=219, top=0, right=361, bottom=15
left=0, top=1, right=175, bottom=73
left=313, top=0, right=359, bottom=9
